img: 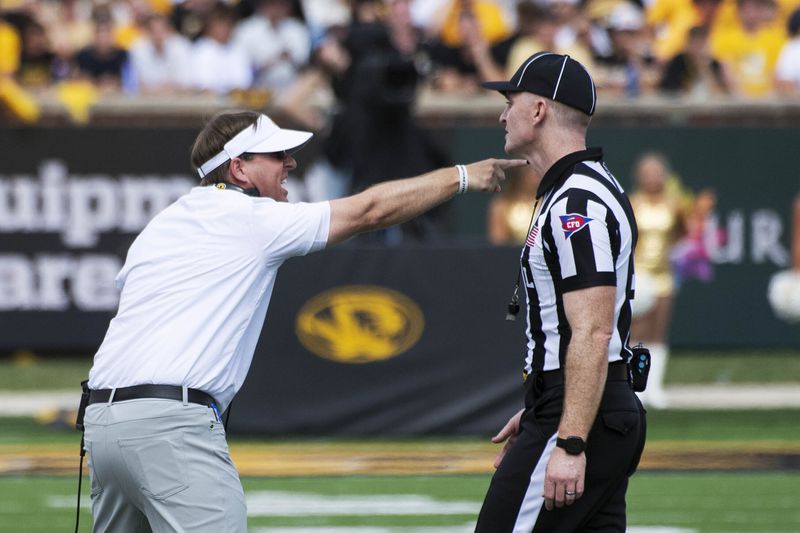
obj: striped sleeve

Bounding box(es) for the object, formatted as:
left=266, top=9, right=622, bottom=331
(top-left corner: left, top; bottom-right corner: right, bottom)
left=546, top=189, right=616, bottom=292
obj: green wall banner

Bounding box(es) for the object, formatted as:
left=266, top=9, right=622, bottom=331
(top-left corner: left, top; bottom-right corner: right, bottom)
left=1, top=125, right=797, bottom=354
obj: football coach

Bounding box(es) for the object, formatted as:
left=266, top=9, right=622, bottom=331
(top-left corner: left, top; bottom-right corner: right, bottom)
left=79, top=109, right=527, bottom=532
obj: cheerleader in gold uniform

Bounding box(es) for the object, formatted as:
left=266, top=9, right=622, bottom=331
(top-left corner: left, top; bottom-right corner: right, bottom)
left=630, top=153, right=686, bottom=408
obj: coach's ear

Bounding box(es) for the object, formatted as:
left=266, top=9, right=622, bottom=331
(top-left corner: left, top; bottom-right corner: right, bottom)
left=228, top=157, right=254, bottom=189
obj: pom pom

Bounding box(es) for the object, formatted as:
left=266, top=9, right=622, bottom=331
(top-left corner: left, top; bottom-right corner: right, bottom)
left=767, top=270, right=800, bottom=323
left=632, top=272, right=658, bottom=318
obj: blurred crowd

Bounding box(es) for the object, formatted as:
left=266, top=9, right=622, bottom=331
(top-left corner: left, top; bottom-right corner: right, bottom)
left=2, top=0, right=799, bottom=241
left=1, top=0, right=800, bottom=116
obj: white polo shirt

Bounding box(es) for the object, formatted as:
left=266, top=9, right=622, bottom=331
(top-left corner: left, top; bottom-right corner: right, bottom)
left=88, top=186, right=330, bottom=410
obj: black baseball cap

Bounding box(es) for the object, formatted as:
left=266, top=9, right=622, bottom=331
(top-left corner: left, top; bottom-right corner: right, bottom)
left=482, top=52, right=597, bottom=116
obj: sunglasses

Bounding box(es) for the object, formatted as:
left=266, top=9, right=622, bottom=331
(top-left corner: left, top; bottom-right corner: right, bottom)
left=266, top=151, right=289, bottom=161
left=242, top=151, right=290, bottom=162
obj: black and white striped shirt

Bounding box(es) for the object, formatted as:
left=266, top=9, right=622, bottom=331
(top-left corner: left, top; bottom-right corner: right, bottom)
left=521, top=148, right=637, bottom=374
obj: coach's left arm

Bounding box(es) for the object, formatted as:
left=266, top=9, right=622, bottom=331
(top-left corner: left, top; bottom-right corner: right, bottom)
left=543, top=284, right=615, bottom=511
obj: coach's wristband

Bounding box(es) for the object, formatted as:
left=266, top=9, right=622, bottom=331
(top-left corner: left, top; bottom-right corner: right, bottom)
left=456, top=164, right=468, bottom=195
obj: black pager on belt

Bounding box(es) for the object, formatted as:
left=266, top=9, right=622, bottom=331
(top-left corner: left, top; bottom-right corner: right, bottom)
left=629, top=343, right=651, bottom=392
left=76, top=379, right=90, bottom=432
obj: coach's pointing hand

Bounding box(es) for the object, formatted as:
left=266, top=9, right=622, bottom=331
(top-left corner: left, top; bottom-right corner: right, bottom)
left=466, top=158, right=529, bottom=193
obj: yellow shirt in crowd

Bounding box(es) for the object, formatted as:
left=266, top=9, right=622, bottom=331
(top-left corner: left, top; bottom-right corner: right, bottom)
left=0, top=21, right=20, bottom=76
left=440, top=0, right=512, bottom=47
left=506, top=37, right=595, bottom=80
left=647, top=0, right=717, bottom=61
left=647, top=0, right=800, bottom=62
left=711, top=23, right=786, bottom=96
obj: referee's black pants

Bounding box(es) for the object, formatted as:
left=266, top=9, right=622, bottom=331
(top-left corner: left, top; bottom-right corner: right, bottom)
left=475, top=370, right=647, bottom=533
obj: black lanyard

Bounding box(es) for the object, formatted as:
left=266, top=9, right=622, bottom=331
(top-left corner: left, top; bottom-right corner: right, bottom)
left=506, top=197, right=542, bottom=321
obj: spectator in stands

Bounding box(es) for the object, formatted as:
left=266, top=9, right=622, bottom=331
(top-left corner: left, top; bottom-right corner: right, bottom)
left=647, top=0, right=724, bottom=63
left=0, top=13, right=21, bottom=80
left=0, top=0, right=34, bottom=35
left=0, top=6, right=40, bottom=122
left=550, top=0, right=611, bottom=63
left=110, top=0, right=155, bottom=50
left=659, top=24, right=730, bottom=97
left=298, top=0, right=350, bottom=45
left=350, top=0, right=384, bottom=24
left=271, top=2, right=359, bottom=199
left=17, top=19, right=70, bottom=88
left=409, top=0, right=449, bottom=34
left=504, top=3, right=594, bottom=81
left=429, top=0, right=513, bottom=94
left=233, top=0, right=310, bottom=92
left=775, top=7, right=800, bottom=95
left=189, top=2, right=252, bottom=94
left=711, top=0, right=786, bottom=97
left=438, top=0, right=510, bottom=47
left=128, top=12, right=193, bottom=94
left=446, top=0, right=508, bottom=84
left=325, top=0, right=451, bottom=241
left=486, top=164, right=539, bottom=245
left=76, top=10, right=129, bottom=92
left=171, top=0, right=218, bottom=41
left=38, top=0, right=94, bottom=61
left=595, top=1, right=659, bottom=97
left=147, top=0, right=174, bottom=16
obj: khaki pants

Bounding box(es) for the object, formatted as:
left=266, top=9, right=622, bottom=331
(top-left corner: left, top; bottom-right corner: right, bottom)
left=83, top=398, right=247, bottom=532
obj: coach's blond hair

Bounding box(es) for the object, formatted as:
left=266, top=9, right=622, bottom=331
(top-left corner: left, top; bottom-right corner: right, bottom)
left=191, top=110, right=260, bottom=186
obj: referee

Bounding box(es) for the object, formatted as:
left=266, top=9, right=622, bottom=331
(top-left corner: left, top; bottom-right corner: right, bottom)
left=475, top=52, right=647, bottom=532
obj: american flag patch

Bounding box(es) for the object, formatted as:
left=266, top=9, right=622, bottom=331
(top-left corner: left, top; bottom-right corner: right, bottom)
left=526, top=224, right=538, bottom=247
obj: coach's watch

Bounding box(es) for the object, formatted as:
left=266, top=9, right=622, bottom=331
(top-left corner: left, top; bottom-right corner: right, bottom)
left=556, top=436, right=586, bottom=455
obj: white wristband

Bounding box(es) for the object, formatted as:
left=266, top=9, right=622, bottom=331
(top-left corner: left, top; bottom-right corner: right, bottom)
left=456, top=164, right=468, bottom=195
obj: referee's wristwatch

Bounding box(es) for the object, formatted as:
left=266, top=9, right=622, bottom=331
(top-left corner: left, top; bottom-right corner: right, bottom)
left=556, top=436, right=586, bottom=455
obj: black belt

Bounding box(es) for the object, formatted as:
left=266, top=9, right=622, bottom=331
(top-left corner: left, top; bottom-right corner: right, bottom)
left=527, top=361, right=630, bottom=389
left=88, top=384, right=217, bottom=408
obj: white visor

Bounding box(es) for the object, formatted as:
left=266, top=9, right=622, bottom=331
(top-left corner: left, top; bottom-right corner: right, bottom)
left=197, top=114, right=313, bottom=179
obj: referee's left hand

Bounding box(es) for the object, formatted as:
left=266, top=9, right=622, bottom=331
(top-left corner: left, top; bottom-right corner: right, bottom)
left=543, top=448, right=585, bottom=510
left=491, top=408, right=524, bottom=468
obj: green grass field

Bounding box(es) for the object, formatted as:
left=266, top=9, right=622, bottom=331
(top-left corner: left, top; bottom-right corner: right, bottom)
left=1, top=349, right=800, bottom=390
left=1, top=352, right=798, bottom=532
left=1, top=408, right=799, bottom=532
left=2, top=473, right=798, bottom=532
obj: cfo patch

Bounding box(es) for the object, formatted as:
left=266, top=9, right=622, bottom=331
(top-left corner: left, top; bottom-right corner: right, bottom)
left=559, top=214, right=593, bottom=239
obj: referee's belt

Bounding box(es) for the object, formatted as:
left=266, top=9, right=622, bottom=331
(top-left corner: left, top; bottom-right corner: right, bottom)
left=88, top=384, right=217, bottom=408
left=524, top=361, right=630, bottom=389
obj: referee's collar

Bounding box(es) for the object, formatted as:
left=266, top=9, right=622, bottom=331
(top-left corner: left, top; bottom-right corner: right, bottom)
left=536, top=147, right=603, bottom=198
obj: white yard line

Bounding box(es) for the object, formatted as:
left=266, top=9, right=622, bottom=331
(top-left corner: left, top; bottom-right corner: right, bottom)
left=0, top=391, right=79, bottom=416
left=250, top=529, right=694, bottom=533
left=665, top=384, right=800, bottom=409
left=3, top=385, right=800, bottom=416
left=245, top=492, right=479, bottom=516
left=47, top=495, right=695, bottom=533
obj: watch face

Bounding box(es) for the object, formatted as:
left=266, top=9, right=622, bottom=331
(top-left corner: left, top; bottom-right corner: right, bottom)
left=559, top=437, right=586, bottom=455
left=566, top=438, right=584, bottom=454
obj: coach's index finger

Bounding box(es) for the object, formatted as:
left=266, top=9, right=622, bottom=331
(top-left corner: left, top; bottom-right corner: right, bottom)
left=496, top=158, right=529, bottom=169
